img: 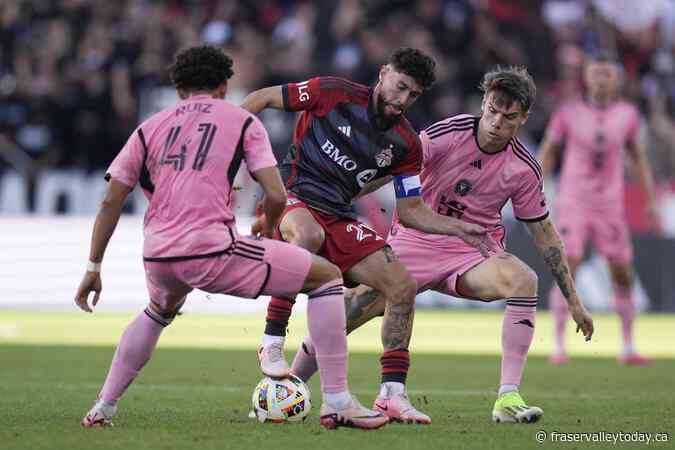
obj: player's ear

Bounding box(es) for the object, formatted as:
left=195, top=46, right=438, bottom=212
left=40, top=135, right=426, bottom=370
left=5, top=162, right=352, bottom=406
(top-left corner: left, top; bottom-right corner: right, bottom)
left=177, top=88, right=188, bottom=100
left=520, top=110, right=530, bottom=125
left=379, top=64, right=390, bottom=82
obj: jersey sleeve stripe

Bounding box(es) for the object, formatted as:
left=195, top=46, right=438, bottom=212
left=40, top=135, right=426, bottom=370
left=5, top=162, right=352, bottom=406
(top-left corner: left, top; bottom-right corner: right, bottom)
left=227, top=117, right=254, bottom=186
left=427, top=123, right=474, bottom=140
left=319, top=77, right=369, bottom=100
left=137, top=128, right=155, bottom=193
left=516, top=211, right=550, bottom=222
left=282, top=84, right=291, bottom=111
left=513, top=137, right=542, bottom=172
left=512, top=149, right=542, bottom=180
left=512, top=138, right=543, bottom=175
left=424, top=116, right=475, bottom=135
left=511, top=140, right=542, bottom=180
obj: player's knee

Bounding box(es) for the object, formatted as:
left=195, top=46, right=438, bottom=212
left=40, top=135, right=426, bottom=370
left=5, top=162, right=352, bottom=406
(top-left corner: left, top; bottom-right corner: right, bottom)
left=383, top=273, right=417, bottom=305
left=318, top=259, right=342, bottom=283
left=148, top=301, right=179, bottom=322
left=498, top=265, right=538, bottom=298
left=515, top=267, right=538, bottom=296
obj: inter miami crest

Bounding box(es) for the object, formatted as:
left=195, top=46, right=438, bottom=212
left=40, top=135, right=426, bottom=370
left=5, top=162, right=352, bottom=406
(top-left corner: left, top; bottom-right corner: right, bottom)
left=454, top=179, right=472, bottom=197
left=375, top=146, right=394, bottom=168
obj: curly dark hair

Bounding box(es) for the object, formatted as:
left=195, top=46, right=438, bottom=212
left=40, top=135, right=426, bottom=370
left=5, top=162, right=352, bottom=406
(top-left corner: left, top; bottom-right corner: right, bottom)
left=479, top=65, right=536, bottom=113
left=168, top=45, right=234, bottom=92
left=388, top=47, right=436, bottom=89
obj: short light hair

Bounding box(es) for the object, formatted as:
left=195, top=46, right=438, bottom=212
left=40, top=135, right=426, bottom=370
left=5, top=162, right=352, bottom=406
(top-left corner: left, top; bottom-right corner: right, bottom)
left=479, top=65, right=536, bottom=114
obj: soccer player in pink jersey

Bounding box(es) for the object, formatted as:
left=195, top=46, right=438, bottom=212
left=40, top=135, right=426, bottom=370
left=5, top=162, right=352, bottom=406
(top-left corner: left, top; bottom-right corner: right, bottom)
left=289, top=66, right=595, bottom=424
left=74, top=45, right=388, bottom=430
left=242, top=48, right=495, bottom=424
left=539, top=52, right=658, bottom=366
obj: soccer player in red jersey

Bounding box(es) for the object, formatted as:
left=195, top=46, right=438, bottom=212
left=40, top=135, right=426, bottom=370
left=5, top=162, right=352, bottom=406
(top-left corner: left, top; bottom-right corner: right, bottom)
left=75, top=45, right=387, bottom=430
left=539, top=52, right=658, bottom=366
left=242, top=48, right=495, bottom=423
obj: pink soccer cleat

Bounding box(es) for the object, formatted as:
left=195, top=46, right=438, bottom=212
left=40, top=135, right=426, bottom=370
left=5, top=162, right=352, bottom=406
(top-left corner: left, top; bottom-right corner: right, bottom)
left=81, top=400, right=116, bottom=428
left=549, top=353, right=570, bottom=365
left=617, top=353, right=653, bottom=366
left=320, top=395, right=389, bottom=430
left=373, top=393, right=432, bottom=424
left=258, top=343, right=290, bottom=378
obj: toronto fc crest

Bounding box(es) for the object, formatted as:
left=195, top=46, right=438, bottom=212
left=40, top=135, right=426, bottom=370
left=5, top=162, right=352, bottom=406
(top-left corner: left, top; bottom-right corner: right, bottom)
left=375, top=146, right=393, bottom=168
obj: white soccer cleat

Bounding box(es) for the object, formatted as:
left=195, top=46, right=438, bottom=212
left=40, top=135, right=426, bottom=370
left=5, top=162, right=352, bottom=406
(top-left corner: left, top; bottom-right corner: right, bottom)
left=373, top=393, right=432, bottom=424
left=258, top=343, right=290, bottom=378
left=320, top=395, right=389, bottom=430
left=81, top=400, right=116, bottom=428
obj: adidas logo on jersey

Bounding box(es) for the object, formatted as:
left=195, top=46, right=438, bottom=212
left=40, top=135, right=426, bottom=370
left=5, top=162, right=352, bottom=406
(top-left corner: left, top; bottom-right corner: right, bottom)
left=470, top=159, right=482, bottom=170
left=338, top=126, right=351, bottom=138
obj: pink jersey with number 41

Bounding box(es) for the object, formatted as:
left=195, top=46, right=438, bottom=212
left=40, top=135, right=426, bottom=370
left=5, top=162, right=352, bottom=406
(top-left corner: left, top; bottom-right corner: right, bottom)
left=106, top=94, right=277, bottom=260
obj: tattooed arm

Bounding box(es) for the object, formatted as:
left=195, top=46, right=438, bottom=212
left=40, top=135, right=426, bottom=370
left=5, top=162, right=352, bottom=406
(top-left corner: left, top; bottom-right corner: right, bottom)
left=525, top=217, right=594, bottom=340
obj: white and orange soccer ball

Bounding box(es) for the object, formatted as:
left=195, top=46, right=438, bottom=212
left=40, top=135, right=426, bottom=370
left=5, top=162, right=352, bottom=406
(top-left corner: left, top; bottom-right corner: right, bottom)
left=251, top=375, right=311, bottom=423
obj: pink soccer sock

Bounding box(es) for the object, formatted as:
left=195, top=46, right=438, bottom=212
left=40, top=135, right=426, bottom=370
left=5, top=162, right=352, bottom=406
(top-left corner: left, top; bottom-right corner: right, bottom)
left=500, top=298, right=537, bottom=387
left=549, top=287, right=569, bottom=355
left=291, top=337, right=318, bottom=382
left=613, top=285, right=635, bottom=353
left=99, top=308, right=169, bottom=405
left=306, top=281, right=348, bottom=394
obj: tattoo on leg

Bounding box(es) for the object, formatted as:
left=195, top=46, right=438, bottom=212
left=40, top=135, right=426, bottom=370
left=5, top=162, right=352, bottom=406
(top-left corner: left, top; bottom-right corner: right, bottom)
left=383, top=247, right=399, bottom=263
left=345, top=288, right=381, bottom=325
left=382, top=301, right=414, bottom=350
left=544, top=246, right=572, bottom=298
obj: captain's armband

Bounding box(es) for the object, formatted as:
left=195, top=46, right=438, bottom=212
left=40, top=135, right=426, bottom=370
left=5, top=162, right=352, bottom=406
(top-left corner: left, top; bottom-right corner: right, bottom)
left=393, top=175, right=422, bottom=199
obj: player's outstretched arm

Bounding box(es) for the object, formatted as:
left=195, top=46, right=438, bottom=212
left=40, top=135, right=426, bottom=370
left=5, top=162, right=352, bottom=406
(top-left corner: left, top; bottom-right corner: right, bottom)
left=395, top=196, right=499, bottom=257
left=525, top=217, right=594, bottom=341
left=74, top=179, right=133, bottom=313
left=240, top=86, right=284, bottom=114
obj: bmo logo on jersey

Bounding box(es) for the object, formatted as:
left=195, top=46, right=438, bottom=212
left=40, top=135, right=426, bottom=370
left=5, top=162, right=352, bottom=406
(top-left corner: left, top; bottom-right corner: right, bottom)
left=321, top=139, right=358, bottom=171
left=297, top=80, right=310, bottom=102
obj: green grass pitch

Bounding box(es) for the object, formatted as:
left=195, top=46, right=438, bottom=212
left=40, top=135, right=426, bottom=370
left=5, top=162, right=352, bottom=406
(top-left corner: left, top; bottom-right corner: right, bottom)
left=1, top=310, right=673, bottom=450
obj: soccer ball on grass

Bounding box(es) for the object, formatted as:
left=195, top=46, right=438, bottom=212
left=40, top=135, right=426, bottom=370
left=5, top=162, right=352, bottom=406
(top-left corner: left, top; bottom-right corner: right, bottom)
left=251, top=375, right=311, bottom=423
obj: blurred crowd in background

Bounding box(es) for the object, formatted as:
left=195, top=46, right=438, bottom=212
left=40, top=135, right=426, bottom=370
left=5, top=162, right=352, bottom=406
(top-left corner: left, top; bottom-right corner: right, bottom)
left=0, top=0, right=674, bottom=216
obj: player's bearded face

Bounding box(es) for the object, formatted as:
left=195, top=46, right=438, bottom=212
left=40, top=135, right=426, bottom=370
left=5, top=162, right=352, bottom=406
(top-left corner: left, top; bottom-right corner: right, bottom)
left=375, top=66, right=423, bottom=125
